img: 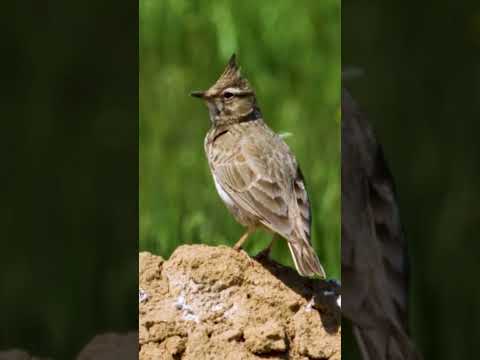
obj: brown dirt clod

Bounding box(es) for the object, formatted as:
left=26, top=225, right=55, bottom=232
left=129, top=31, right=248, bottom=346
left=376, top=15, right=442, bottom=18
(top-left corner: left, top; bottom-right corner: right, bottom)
left=139, top=244, right=340, bottom=360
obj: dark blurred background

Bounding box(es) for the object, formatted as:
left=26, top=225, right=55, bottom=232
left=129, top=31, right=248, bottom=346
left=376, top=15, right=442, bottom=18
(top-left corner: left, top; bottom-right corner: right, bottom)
left=140, top=0, right=341, bottom=278
left=0, top=2, right=137, bottom=358
left=343, top=0, right=480, bottom=358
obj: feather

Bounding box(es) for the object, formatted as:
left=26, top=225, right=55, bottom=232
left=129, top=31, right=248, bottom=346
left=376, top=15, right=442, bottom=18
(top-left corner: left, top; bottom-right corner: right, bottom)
left=342, top=88, right=421, bottom=359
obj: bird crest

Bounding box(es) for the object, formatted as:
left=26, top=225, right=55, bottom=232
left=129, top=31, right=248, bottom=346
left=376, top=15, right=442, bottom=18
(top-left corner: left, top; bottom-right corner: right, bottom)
left=205, top=54, right=252, bottom=97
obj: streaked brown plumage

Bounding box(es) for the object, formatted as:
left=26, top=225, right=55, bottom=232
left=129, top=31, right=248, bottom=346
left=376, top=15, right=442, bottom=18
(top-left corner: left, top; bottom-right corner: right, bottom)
left=192, top=55, right=325, bottom=278
left=342, top=88, right=421, bottom=359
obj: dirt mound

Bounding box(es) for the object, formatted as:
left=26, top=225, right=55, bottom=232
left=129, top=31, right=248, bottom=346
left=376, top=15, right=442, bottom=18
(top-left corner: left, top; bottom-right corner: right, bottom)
left=139, top=245, right=340, bottom=360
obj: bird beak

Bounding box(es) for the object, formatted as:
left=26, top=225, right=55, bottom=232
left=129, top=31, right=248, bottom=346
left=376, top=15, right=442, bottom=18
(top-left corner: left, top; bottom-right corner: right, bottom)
left=190, top=91, right=205, bottom=98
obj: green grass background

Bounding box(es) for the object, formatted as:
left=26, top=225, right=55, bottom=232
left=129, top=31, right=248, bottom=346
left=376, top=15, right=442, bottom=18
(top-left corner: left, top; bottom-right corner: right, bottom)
left=139, top=0, right=340, bottom=278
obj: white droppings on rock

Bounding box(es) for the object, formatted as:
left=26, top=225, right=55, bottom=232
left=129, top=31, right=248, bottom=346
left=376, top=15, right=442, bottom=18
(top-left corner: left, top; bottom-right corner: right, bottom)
left=173, top=292, right=199, bottom=323
left=175, top=294, right=185, bottom=310
left=223, top=303, right=239, bottom=320
left=139, top=288, right=149, bottom=303
left=166, top=271, right=234, bottom=323
left=211, top=303, right=224, bottom=312
left=182, top=312, right=200, bottom=323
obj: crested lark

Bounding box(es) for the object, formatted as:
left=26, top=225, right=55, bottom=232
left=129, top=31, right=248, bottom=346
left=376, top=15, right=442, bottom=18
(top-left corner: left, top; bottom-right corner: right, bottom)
left=191, top=55, right=326, bottom=278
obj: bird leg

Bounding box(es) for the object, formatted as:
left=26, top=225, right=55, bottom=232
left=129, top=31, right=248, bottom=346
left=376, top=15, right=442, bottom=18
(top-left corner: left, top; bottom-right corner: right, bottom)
left=234, top=229, right=253, bottom=250
left=255, top=233, right=278, bottom=260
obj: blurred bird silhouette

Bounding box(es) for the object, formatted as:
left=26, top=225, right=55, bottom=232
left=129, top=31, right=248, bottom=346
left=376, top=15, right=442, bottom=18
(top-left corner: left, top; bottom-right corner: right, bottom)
left=341, top=88, right=421, bottom=359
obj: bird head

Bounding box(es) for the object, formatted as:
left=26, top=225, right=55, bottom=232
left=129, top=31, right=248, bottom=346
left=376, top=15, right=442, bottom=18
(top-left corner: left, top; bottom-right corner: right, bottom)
left=191, top=54, right=259, bottom=126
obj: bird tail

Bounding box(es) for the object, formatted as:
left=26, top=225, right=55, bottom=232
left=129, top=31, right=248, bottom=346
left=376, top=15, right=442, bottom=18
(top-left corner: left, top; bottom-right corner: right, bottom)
left=287, top=239, right=326, bottom=278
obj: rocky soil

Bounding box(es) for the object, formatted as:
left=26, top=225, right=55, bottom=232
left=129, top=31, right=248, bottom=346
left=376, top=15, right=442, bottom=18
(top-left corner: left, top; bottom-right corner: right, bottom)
left=139, top=244, right=340, bottom=360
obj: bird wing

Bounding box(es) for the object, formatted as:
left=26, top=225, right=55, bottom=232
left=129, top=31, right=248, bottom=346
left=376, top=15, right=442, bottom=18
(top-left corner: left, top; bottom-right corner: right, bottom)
left=211, top=124, right=307, bottom=241
left=209, top=122, right=325, bottom=277
left=342, top=88, right=421, bottom=359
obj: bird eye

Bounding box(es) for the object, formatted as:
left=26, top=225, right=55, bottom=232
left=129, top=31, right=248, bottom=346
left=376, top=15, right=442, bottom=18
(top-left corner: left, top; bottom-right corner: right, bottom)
left=223, top=91, right=234, bottom=99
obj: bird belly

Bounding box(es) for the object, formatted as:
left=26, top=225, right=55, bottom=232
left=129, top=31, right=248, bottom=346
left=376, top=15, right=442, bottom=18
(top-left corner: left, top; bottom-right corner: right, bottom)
left=213, top=173, right=234, bottom=206
left=212, top=173, right=258, bottom=227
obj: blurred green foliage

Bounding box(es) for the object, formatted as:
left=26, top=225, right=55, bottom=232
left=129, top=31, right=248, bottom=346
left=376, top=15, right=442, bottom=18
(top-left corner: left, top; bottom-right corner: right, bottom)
left=140, top=0, right=340, bottom=277
left=1, top=2, right=137, bottom=357
left=343, top=0, right=480, bottom=357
